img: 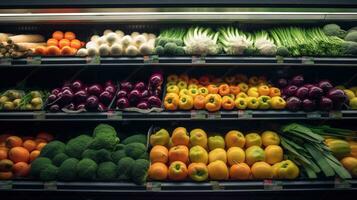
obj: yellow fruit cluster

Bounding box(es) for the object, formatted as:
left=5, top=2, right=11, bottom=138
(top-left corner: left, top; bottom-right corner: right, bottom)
left=164, top=74, right=286, bottom=112
left=148, top=127, right=299, bottom=181
left=341, top=86, right=357, bottom=109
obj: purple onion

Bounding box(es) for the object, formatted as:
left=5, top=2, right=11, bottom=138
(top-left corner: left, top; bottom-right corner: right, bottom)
left=105, top=80, right=115, bottom=87
left=319, top=97, right=333, bottom=111
left=74, top=90, right=87, bottom=104
left=71, top=80, right=83, bottom=92
left=88, top=84, right=103, bottom=96
left=105, top=85, right=116, bottom=94
left=308, top=86, right=323, bottom=99
left=76, top=104, right=86, bottom=110
left=47, top=94, right=57, bottom=103
left=149, top=72, right=163, bottom=88
left=120, top=81, right=133, bottom=92
left=137, top=101, right=149, bottom=109
left=128, top=89, right=141, bottom=104
left=302, top=99, right=316, bottom=111
left=134, top=82, right=146, bottom=92
left=99, top=91, right=114, bottom=105
left=51, top=88, right=61, bottom=95
left=49, top=104, right=60, bottom=112
left=97, top=103, right=107, bottom=112
left=148, top=95, right=162, bottom=108
left=290, top=75, right=304, bottom=86
left=327, top=88, right=347, bottom=104
left=116, top=97, right=129, bottom=109
left=296, top=87, right=309, bottom=99
left=318, top=80, right=333, bottom=94
left=286, top=96, right=301, bottom=111
left=86, top=95, right=99, bottom=110
left=116, top=90, right=128, bottom=98
left=285, top=85, right=298, bottom=97
left=61, top=89, right=73, bottom=104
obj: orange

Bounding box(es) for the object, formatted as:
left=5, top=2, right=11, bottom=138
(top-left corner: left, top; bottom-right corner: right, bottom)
left=0, top=149, right=7, bottom=160
left=5, top=136, right=23, bottom=148
left=264, top=145, right=283, bottom=165
left=61, top=46, right=75, bottom=56
left=36, top=132, right=54, bottom=142
left=0, top=172, right=13, bottom=180
left=230, top=163, right=251, bottom=180
left=340, top=157, right=357, bottom=177
left=64, top=31, right=76, bottom=40
left=168, top=161, right=187, bottom=180
left=12, top=162, right=30, bottom=177
left=0, top=146, right=8, bottom=152
left=23, top=140, right=37, bottom=152
left=47, top=38, right=58, bottom=47
left=148, top=162, right=168, bottom=180
left=46, top=46, right=61, bottom=56
left=58, top=39, right=70, bottom=49
left=169, top=145, right=189, bottom=164
left=30, top=150, right=40, bottom=162
left=150, top=145, right=169, bottom=164
left=171, top=127, right=189, bottom=146
left=8, top=147, right=30, bottom=163
left=251, top=161, right=273, bottom=179
left=36, top=142, right=47, bottom=151
left=52, top=31, right=64, bottom=40
left=207, top=160, right=229, bottom=180
left=70, top=39, right=81, bottom=49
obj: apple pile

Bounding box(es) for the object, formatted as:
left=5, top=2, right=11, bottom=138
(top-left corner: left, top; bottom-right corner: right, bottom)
left=164, top=74, right=286, bottom=112
left=148, top=127, right=299, bottom=181
left=116, top=72, right=163, bottom=110
left=277, top=75, right=347, bottom=111
left=46, top=80, right=117, bottom=112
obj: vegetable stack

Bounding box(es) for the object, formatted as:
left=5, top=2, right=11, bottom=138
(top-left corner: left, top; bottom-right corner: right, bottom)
left=155, top=28, right=186, bottom=56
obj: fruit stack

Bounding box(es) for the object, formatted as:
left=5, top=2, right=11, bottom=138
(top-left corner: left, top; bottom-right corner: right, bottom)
left=148, top=127, right=299, bottom=181
left=276, top=75, right=347, bottom=111
left=163, top=74, right=286, bottom=112
left=0, top=132, right=52, bottom=180
left=0, top=90, right=46, bottom=111
left=341, top=86, right=357, bottom=109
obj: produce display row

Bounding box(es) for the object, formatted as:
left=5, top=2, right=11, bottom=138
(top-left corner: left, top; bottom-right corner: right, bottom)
left=0, top=123, right=356, bottom=183
left=1, top=24, right=357, bottom=58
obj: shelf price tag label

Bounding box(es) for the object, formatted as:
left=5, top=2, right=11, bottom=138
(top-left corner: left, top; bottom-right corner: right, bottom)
left=33, top=111, right=46, bottom=120
left=44, top=181, right=57, bottom=190
left=208, top=112, right=221, bottom=119
left=264, top=180, right=282, bottom=190
left=302, top=57, right=314, bottom=65
left=238, top=110, right=252, bottom=119
left=307, top=112, right=321, bottom=119
left=276, top=56, right=284, bottom=63
left=27, top=56, right=41, bottom=65
left=329, top=111, right=342, bottom=119
left=146, top=182, right=161, bottom=191
left=334, top=178, right=351, bottom=189
left=144, top=55, right=159, bottom=64
left=190, top=110, right=207, bottom=119
left=192, top=56, right=205, bottom=64
left=107, top=111, right=123, bottom=120
left=0, top=181, right=12, bottom=190
left=86, top=56, right=101, bottom=65
left=0, top=58, right=12, bottom=66
left=211, top=181, right=224, bottom=190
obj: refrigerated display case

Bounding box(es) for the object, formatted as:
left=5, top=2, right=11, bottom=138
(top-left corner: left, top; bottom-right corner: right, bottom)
left=0, top=1, right=357, bottom=200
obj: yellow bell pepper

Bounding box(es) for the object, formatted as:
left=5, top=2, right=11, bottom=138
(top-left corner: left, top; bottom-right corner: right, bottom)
left=164, top=93, right=179, bottom=111
left=179, top=95, right=193, bottom=110
left=273, top=160, right=299, bottom=179
left=205, top=94, right=222, bottom=112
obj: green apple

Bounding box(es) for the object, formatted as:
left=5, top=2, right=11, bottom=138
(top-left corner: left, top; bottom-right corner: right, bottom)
left=258, top=95, right=271, bottom=110
left=188, top=163, right=209, bottom=182
left=190, top=128, right=208, bottom=149
left=189, top=145, right=208, bottom=164
left=208, top=135, right=225, bottom=151
left=150, top=128, right=170, bottom=146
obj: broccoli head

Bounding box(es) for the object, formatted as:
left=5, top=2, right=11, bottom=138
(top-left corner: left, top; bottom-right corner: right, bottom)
left=76, top=158, right=98, bottom=180
left=65, top=135, right=93, bottom=159
left=97, top=162, right=118, bottom=180
left=112, top=150, right=126, bottom=163
left=122, top=134, right=147, bottom=145
left=124, top=142, right=147, bottom=159
left=114, top=144, right=125, bottom=151
left=58, top=158, right=79, bottom=181
left=173, top=39, right=184, bottom=47
left=131, top=159, right=150, bottom=185
left=323, top=24, right=346, bottom=38
left=244, top=47, right=258, bottom=56
left=138, top=152, right=149, bottom=160
left=117, top=157, right=135, bottom=180
left=345, top=31, right=357, bottom=43
left=30, top=157, right=52, bottom=178
left=90, top=124, right=119, bottom=150
left=157, top=38, right=167, bottom=47
left=95, top=148, right=112, bottom=163
left=164, top=42, right=178, bottom=55
left=82, top=149, right=97, bottom=161
left=276, top=46, right=290, bottom=57
left=39, top=141, right=66, bottom=159
left=40, top=164, right=58, bottom=181
left=93, top=123, right=117, bottom=138
left=342, top=41, right=357, bottom=56
left=155, top=46, right=164, bottom=55
left=176, top=47, right=186, bottom=56
left=52, top=153, right=69, bottom=167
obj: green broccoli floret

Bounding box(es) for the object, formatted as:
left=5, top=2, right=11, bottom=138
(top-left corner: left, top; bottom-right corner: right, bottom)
left=342, top=41, right=357, bottom=56
left=155, top=46, right=164, bottom=55
left=276, top=46, right=290, bottom=57
left=52, top=153, right=69, bottom=167
left=30, top=157, right=52, bottom=177
left=76, top=158, right=98, bottom=180
left=124, top=143, right=147, bottom=159
left=93, top=124, right=116, bottom=138
left=58, top=158, right=79, bottom=181
left=122, top=134, right=147, bottom=145
left=173, top=39, right=184, bottom=46
left=89, top=124, right=119, bottom=150
left=244, top=47, right=258, bottom=56
left=95, top=149, right=112, bottom=163
left=97, top=162, right=117, bottom=180
left=114, top=144, right=125, bottom=151
left=82, top=149, right=97, bottom=161
left=157, top=38, right=167, bottom=47
left=175, top=47, right=186, bottom=56
left=164, top=42, right=178, bottom=55
left=323, top=24, right=347, bottom=38
left=65, top=135, right=93, bottom=159
left=112, top=150, right=126, bottom=163
left=345, top=31, right=357, bottom=42
left=117, top=157, right=135, bottom=180
left=131, top=159, right=150, bottom=185
left=138, top=152, right=149, bottom=160
left=40, top=164, right=58, bottom=181
left=39, top=141, right=66, bottom=159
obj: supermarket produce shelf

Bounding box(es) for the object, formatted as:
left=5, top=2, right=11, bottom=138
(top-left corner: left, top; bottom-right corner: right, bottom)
left=0, top=180, right=356, bottom=192
left=0, top=0, right=356, bottom=8
left=0, top=110, right=355, bottom=121
left=2, top=56, right=357, bottom=67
